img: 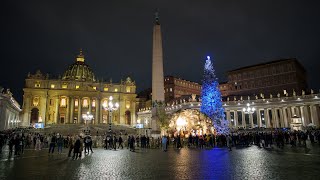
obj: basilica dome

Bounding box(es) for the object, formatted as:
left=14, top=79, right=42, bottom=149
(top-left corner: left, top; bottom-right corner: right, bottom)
left=62, top=50, right=96, bottom=82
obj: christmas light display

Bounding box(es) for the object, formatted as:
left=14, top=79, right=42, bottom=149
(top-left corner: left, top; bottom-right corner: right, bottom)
left=200, top=56, right=229, bottom=134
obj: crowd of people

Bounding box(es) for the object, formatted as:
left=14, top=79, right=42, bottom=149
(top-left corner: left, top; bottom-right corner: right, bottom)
left=1, top=127, right=320, bottom=158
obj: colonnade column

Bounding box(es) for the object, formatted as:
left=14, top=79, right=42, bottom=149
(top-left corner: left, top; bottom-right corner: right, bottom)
left=88, top=98, right=92, bottom=124
left=265, top=109, right=271, bottom=128
left=241, top=111, right=246, bottom=128
left=257, top=109, right=261, bottom=127
left=234, top=111, right=238, bottom=128
left=299, top=106, right=306, bottom=126
left=65, top=97, right=70, bottom=124
left=279, top=108, right=284, bottom=127
left=310, top=105, right=319, bottom=127
left=249, top=113, right=254, bottom=128
left=78, top=99, right=82, bottom=124
left=95, top=98, right=100, bottom=124
left=303, top=106, right=310, bottom=125
left=54, top=97, right=59, bottom=124
left=282, top=107, right=288, bottom=127
left=226, top=110, right=231, bottom=128
left=70, top=97, right=74, bottom=124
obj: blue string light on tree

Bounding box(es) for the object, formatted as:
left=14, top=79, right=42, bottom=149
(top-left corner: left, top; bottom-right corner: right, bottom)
left=200, top=55, right=229, bottom=134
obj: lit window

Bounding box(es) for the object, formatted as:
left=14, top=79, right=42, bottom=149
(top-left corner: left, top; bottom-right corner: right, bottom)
left=62, top=84, right=67, bottom=89
left=170, top=88, right=172, bottom=92
left=104, top=87, right=108, bottom=91
left=76, top=85, right=80, bottom=89
left=92, top=100, right=96, bottom=107
left=35, top=82, right=41, bottom=88
left=93, top=86, right=97, bottom=90
left=75, top=99, right=79, bottom=107
left=50, top=84, right=55, bottom=88
left=60, top=98, right=66, bottom=107
left=115, top=88, right=118, bottom=92
left=102, top=100, right=108, bottom=108
left=126, top=87, right=131, bottom=93
left=83, top=99, right=88, bottom=108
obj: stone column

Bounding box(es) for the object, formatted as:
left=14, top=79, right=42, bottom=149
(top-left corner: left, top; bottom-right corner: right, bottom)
left=100, top=99, right=103, bottom=124
left=65, top=97, right=70, bottom=124
left=70, top=97, right=74, bottom=124
left=249, top=113, right=254, bottom=128
left=257, top=109, right=262, bottom=127
left=241, top=111, right=246, bottom=128
left=88, top=98, right=92, bottom=124
left=226, top=110, right=231, bottom=128
left=78, top=98, right=82, bottom=124
left=54, top=97, right=59, bottom=124
left=279, top=108, right=284, bottom=127
left=282, top=107, right=288, bottom=128
left=95, top=98, right=100, bottom=124
left=310, top=105, right=319, bottom=127
left=300, top=106, right=306, bottom=127
left=265, top=109, right=271, bottom=128
left=303, top=106, right=310, bottom=125
left=274, top=109, right=280, bottom=128
left=234, top=111, right=238, bottom=128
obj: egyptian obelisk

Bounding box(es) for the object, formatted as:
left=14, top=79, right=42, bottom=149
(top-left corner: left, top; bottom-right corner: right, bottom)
left=151, top=10, right=165, bottom=136
left=152, top=10, right=165, bottom=103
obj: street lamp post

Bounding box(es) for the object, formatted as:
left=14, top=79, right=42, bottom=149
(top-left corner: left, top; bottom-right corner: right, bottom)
left=103, top=96, right=119, bottom=133
left=242, top=103, right=255, bottom=128
left=82, top=112, right=94, bottom=135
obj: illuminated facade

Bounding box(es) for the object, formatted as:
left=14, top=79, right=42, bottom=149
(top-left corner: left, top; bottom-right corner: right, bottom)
left=21, top=51, right=136, bottom=127
left=0, top=87, right=21, bottom=130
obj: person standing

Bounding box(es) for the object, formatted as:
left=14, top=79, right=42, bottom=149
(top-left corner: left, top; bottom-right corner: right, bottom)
left=113, top=135, right=117, bottom=150
left=118, top=135, right=123, bottom=149
left=130, top=136, right=135, bottom=152
left=162, top=136, right=168, bottom=152
left=49, top=134, right=57, bottom=154
left=68, top=136, right=74, bottom=157
left=88, top=136, right=93, bottom=153
left=57, top=135, right=64, bottom=154
left=73, top=136, right=81, bottom=160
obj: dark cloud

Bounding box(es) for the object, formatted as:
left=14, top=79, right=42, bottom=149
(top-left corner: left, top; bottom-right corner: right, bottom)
left=1, top=0, right=320, bottom=103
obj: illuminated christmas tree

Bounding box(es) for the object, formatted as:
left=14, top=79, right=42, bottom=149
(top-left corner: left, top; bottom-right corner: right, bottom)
left=200, top=56, right=229, bottom=134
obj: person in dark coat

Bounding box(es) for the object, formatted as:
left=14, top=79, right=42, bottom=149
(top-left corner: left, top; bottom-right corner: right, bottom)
left=73, top=136, right=81, bottom=160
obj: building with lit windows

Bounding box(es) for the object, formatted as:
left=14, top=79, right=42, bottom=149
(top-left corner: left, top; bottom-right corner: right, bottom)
left=226, top=58, right=307, bottom=97
left=21, top=50, right=137, bottom=127
left=164, top=76, right=202, bottom=102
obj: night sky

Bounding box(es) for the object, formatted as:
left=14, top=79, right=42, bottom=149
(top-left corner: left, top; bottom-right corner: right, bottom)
left=1, top=0, right=320, bottom=104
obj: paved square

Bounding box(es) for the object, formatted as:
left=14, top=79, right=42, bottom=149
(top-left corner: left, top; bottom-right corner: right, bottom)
left=1, top=145, right=319, bottom=180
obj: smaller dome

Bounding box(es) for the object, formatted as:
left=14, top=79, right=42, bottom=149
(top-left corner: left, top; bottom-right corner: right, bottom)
left=62, top=50, right=96, bottom=82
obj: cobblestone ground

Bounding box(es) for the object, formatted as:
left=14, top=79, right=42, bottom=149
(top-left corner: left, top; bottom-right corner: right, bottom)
left=0, top=144, right=320, bottom=180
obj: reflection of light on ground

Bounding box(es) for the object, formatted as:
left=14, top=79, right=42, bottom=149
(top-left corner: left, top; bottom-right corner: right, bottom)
left=235, top=148, right=269, bottom=179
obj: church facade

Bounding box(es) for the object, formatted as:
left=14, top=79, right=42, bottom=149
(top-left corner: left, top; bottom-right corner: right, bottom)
left=21, top=51, right=137, bottom=127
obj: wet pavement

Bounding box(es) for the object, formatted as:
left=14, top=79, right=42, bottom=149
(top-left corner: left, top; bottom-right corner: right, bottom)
left=0, top=145, right=320, bottom=180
